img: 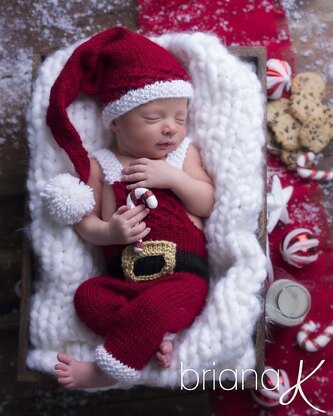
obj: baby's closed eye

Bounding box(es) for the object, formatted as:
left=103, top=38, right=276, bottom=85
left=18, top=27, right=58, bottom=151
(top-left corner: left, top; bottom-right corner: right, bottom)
left=144, top=116, right=160, bottom=122
left=141, top=111, right=160, bottom=120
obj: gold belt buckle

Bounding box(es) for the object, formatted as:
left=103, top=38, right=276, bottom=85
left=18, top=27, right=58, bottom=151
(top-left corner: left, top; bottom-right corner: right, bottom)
left=121, top=240, right=177, bottom=282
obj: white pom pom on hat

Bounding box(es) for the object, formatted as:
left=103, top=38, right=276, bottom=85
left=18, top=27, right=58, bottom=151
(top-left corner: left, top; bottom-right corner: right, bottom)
left=41, top=174, right=95, bottom=225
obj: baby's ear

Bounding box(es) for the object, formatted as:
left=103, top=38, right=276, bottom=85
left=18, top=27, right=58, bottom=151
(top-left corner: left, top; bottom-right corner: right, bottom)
left=110, top=119, right=119, bottom=133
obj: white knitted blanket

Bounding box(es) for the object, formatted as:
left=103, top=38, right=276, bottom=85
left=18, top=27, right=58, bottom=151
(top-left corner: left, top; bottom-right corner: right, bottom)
left=26, top=32, right=267, bottom=389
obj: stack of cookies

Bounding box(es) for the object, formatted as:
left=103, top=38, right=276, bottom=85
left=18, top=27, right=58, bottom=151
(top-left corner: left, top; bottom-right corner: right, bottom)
left=267, top=72, right=333, bottom=170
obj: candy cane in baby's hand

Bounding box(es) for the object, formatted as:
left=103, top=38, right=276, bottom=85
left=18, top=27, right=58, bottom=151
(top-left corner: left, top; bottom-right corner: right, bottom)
left=297, top=152, right=333, bottom=181
left=297, top=320, right=333, bottom=352
left=126, top=188, right=158, bottom=253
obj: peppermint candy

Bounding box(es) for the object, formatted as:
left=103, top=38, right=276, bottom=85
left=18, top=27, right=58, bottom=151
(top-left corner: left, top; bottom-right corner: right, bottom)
left=280, top=228, right=319, bottom=268
left=251, top=367, right=290, bottom=407
left=267, top=59, right=292, bottom=100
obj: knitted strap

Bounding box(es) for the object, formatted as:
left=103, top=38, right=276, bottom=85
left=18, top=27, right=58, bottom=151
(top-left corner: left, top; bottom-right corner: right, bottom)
left=165, top=136, right=191, bottom=170
left=93, top=148, right=123, bottom=184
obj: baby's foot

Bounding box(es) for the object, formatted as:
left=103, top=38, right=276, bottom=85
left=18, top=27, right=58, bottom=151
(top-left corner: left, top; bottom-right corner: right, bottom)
left=54, top=353, right=116, bottom=389
left=156, top=339, right=173, bottom=368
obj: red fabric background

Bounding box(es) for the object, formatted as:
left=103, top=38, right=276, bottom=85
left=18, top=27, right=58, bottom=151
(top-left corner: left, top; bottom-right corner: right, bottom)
left=209, top=156, right=333, bottom=415
left=136, top=1, right=333, bottom=413
left=137, top=0, right=293, bottom=61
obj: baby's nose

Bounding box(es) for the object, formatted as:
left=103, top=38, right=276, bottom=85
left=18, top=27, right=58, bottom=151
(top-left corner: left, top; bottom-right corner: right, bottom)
left=162, top=119, right=177, bottom=135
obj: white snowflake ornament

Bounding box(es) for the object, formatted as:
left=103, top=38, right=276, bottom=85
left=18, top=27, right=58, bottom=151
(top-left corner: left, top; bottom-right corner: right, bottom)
left=267, top=175, right=293, bottom=233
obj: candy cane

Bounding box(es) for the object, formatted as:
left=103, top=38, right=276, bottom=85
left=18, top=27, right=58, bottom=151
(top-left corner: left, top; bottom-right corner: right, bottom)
left=126, top=188, right=158, bottom=253
left=297, top=320, right=333, bottom=352
left=297, top=152, right=333, bottom=181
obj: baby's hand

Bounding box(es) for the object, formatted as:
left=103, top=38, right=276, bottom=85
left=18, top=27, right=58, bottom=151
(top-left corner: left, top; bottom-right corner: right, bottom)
left=108, top=204, right=151, bottom=245
left=122, top=158, right=178, bottom=190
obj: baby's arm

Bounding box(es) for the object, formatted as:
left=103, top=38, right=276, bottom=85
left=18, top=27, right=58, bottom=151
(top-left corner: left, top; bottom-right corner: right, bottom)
left=123, top=145, right=214, bottom=217
left=172, top=145, right=214, bottom=217
left=74, top=159, right=150, bottom=245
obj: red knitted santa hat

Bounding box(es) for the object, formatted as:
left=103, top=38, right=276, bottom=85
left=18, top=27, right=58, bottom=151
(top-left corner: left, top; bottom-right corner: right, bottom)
left=46, top=27, right=193, bottom=183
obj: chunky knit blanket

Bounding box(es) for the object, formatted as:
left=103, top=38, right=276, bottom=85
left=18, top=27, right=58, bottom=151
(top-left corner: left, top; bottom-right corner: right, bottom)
left=26, top=31, right=266, bottom=389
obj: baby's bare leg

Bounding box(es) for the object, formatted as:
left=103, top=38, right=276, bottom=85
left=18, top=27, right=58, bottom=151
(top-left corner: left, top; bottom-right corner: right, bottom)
left=54, top=353, right=116, bottom=389
left=156, top=340, right=173, bottom=368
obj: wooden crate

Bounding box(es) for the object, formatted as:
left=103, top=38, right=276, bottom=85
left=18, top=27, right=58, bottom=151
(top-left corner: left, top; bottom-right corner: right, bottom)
left=18, top=46, right=267, bottom=391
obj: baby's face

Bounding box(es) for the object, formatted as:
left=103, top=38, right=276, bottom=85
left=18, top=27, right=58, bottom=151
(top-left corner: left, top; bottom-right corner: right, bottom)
left=111, top=98, right=188, bottom=159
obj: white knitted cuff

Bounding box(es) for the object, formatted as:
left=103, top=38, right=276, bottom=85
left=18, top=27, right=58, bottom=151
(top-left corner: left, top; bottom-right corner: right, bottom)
left=40, top=173, right=95, bottom=225
left=102, top=80, right=193, bottom=128
left=95, top=345, right=142, bottom=384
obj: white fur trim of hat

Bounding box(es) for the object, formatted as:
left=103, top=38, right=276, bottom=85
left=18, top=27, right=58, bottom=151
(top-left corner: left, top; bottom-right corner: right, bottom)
left=101, top=80, right=193, bottom=129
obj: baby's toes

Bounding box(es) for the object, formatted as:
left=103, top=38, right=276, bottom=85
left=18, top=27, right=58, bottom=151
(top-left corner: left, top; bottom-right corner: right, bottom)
left=160, top=340, right=173, bottom=354
left=156, top=354, right=167, bottom=368
left=58, top=376, right=73, bottom=387
left=164, top=357, right=171, bottom=368
left=57, top=352, right=72, bottom=364
left=156, top=351, right=165, bottom=362
left=54, top=369, right=69, bottom=378
left=54, top=362, right=68, bottom=372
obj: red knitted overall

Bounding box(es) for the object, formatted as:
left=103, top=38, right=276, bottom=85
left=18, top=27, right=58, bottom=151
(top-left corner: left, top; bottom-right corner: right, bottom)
left=74, top=179, right=209, bottom=381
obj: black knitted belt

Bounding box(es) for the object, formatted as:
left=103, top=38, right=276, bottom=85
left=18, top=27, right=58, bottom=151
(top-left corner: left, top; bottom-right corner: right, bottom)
left=106, top=243, right=209, bottom=283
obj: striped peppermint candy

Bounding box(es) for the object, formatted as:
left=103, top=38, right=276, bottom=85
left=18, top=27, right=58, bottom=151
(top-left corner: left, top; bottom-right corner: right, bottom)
left=251, top=367, right=290, bottom=407
left=280, top=228, right=319, bottom=268
left=267, top=59, right=292, bottom=100
left=297, top=152, right=333, bottom=181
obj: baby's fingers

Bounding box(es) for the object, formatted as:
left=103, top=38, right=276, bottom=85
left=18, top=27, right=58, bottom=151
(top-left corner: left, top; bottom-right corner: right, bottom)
left=123, top=164, right=146, bottom=174
left=127, top=207, right=150, bottom=227
left=131, top=225, right=151, bottom=242
left=116, top=205, right=131, bottom=216
left=121, top=204, right=146, bottom=220
left=122, top=172, right=146, bottom=183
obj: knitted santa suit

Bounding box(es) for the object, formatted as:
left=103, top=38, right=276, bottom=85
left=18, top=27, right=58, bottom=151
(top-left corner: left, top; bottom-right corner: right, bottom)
left=74, top=138, right=209, bottom=383
left=45, top=27, right=208, bottom=383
